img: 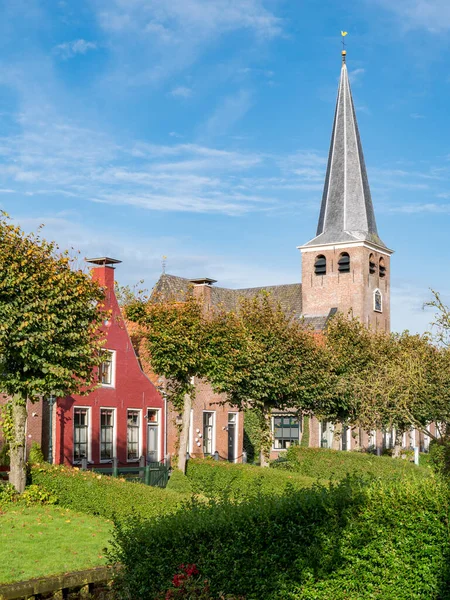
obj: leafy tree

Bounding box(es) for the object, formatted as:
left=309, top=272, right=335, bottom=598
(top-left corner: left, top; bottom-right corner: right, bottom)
left=426, top=289, right=450, bottom=348
left=0, top=213, right=106, bottom=491
left=206, top=294, right=330, bottom=466
left=125, top=294, right=210, bottom=473
left=321, top=312, right=385, bottom=425
left=115, top=280, right=148, bottom=308
left=324, top=312, right=450, bottom=453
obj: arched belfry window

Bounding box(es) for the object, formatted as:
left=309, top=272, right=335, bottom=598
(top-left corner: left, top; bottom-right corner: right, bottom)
left=338, top=252, right=350, bottom=273
left=314, top=255, right=326, bottom=276
left=369, top=253, right=376, bottom=275
left=379, top=257, right=386, bottom=278
left=374, top=289, right=382, bottom=313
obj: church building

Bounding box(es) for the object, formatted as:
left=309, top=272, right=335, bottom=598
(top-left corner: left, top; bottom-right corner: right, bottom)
left=152, top=49, right=398, bottom=458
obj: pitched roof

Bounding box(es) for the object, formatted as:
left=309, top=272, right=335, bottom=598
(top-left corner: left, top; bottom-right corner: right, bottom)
left=151, top=273, right=303, bottom=318
left=304, top=56, right=387, bottom=250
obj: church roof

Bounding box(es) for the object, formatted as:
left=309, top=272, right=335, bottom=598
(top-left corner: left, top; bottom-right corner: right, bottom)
left=152, top=274, right=337, bottom=331
left=152, top=273, right=303, bottom=318
left=304, top=55, right=387, bottom=250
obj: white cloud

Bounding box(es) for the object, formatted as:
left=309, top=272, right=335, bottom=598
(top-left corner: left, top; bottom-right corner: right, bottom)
left=97, top=0, right=283, bottom=39
left=348, top=68, right=365, bottom=84
left=202, top=89, right=253, bottom=137
left=13, top=213, right=299, bottom=291
left=54, top=39, right=98, bottom=59
left=391, top=282, right=435, bottom=334
left=93, top=0, right=282, bottom=89
left=374, top=0, right=450, bottom=32
left=170, top=86, right=193, bottom=98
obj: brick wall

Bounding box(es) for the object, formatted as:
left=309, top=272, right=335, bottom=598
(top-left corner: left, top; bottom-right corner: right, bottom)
left=166, top=379, right=244, bottom=463
left=301, top=244, right=391, bottom=332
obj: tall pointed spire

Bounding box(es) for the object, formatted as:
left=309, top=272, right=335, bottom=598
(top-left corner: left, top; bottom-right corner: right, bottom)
left=304, top=51, right=386, bottom=249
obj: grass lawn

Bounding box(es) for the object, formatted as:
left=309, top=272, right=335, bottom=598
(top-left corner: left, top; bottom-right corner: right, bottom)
left=0, top=504, right=112, bottom=584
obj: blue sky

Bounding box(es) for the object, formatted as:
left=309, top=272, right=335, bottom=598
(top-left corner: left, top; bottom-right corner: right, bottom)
left=1, top=0, right=450, bottom=333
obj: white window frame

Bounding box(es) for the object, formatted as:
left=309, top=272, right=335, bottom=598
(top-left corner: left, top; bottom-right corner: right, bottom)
left=271, top=414, right=301, bottom=451
left=423, top=428, right=431, bottom=452
left=99, top=407, right=116, bottom=463
left=368, top=430, right=377, bottom=450
left=340, top=424, right=351, bottom=451
left=126, top=409, right=142, bottom=462
left=320, top=420, right=334, bottom=449
left=228, top=412, right=239, bottom=463
left=146, top=407, right=161, bottom=463
left=100, top=350, right=116, bottom=388
left=202, top=410, right=216, bottom=456
left=73, top=406, right=91, bottom=464
left=373, top=289, right=383, bottom=313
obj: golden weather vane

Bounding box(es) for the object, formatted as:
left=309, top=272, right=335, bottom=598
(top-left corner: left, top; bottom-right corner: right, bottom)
left=341, top=30, right=348, bottom=62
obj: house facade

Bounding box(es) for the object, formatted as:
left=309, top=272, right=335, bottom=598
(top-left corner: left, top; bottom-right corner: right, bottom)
left=54, top=258, right=166, bottom=467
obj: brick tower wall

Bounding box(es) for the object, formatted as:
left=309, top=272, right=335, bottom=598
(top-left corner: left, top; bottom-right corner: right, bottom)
left=301, top=244, right=391, bottom=332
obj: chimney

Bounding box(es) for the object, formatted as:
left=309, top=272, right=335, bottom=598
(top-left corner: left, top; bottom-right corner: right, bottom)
left=189, top=277, right=217, bottom=307
left=86, top=257, right=122, bottom=291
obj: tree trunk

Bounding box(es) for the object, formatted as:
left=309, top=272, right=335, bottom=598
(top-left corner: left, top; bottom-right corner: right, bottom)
left=177, top=393, right=192, bottom=473
left=9, top=397, right=28, bottom=493
left=259, top=406, right=272, bottom=468
left=332, top=423, right=341, bottom=450
left=392, top=429, right=403, bottom=458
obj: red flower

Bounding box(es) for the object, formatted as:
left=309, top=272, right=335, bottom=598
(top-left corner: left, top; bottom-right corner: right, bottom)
left=172, top=574, right=186, bottom=588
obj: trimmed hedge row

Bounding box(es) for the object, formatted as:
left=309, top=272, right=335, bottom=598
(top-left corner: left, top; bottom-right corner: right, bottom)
left=109, top=475, right=450, bottom=599
left=31, top=464, right=189, bottom=520
left=185, top=458, right=316, bottom=498
left=272, top=445, right=430, bottom=481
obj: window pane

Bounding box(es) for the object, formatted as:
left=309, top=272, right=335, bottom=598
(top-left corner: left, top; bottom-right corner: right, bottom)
left=203, top=412, right=214, bottom=455
left=273, top=415, right=300, bottom=448
left=127, top=410, right=140, bottom=460
left=100, top=352, right=113, bottom=385
left=74, top=408, right=89, bottom=461
left=100, top=409, right=114, bottom=460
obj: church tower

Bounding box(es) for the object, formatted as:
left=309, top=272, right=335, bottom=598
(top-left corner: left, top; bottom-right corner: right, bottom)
left=299, top=50, right=393, bottom=331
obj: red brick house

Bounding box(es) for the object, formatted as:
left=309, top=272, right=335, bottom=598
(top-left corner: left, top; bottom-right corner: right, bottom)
left=54, top=258, right=166, bottom=467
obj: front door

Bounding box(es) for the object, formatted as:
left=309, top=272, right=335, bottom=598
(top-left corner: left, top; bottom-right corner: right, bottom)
left=228, top=413, right=237, bottom=462
left=147, top=409, right=159, bottom=463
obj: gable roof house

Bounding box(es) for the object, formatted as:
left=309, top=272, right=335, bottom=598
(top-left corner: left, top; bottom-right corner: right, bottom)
left=53, top=258, right=166, bottom=468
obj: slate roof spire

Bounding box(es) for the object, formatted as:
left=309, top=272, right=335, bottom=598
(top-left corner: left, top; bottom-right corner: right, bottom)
left=304, top=51, right=387, bottom=249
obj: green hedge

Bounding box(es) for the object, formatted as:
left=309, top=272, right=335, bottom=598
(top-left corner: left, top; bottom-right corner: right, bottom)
left=186, top=459, right=315, bottom=499
left=272, top=445, right=430, bottom=481
left=31, top=464, right=189, bottom=521
left=166, top=468, right=193, bottom=494
left=108, top=476, right=450, bottom=599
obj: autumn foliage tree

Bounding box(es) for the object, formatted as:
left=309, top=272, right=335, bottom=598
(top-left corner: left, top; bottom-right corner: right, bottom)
left=206, top=294, right=330, bottom=466
left=126, top=295, right=210, bottom=473
left=324, top=312, right=450, bottom=453
left=0, top=213, right=106, bottom=491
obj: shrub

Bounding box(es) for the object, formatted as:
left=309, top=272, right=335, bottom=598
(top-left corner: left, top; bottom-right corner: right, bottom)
left=108, top=476, right=450, bottom=599
left=243, top=409, right=262, bottom=463
left=28, top=442, right=45, bottom=465
left=273, top=445, right=429, bottom=481
left=166, top=469, right=193, bottom=494
left=31, top=463, right=190, bottom=520
left=429, top=439, right=450, bottom=476
left=0, top=481, right=57, bottom=508
left=21, top=484, right=58, bottom=506
left=0, top=442, right=9, bottom=467
left=186, top=459, right=315, bottom=499
left=0, top=481, right=18, bottom=506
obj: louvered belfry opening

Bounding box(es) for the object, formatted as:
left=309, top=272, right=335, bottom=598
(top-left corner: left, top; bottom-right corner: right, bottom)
left=379, top=257, right=386, bottom=278
left=369, top=253, right=376, bottom=275
left=338, top=252, right=350, bottom=273
left=314, top=255, right=327, bottom=276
